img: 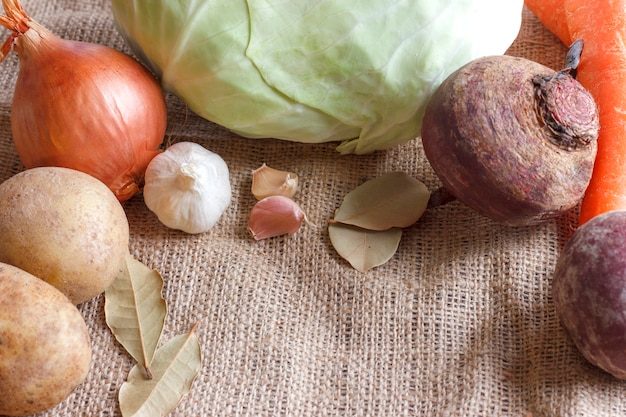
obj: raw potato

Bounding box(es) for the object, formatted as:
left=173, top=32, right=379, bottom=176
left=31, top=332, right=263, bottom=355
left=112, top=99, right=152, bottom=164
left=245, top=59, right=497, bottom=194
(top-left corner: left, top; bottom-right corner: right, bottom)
left=0, top=167, right=130, bottom=304
left=0, top=262, right=92, bottom=416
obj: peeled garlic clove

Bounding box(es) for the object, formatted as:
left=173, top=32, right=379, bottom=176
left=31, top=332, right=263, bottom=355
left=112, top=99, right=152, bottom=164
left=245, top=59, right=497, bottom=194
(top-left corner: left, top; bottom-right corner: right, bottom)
left=251, top=163, right=299, bottom=200
left=248, top=195, right=306, bottom=240
left=143, top=141, right=231, bottom=234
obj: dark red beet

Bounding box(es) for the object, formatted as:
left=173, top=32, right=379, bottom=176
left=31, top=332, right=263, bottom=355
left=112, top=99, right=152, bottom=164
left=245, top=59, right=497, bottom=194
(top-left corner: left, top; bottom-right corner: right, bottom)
left=553, top=210, right=626, bottom=379
left=421, top=54, right=599, bottom=226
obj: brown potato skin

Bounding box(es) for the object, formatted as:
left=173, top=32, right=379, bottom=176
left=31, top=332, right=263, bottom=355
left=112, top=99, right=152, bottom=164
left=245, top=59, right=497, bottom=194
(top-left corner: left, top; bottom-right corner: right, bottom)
left=0, top=262, right=91, bottom=416
left=0, top=167, right=129, bottom=304
left=421, top=55, right=598, bottom=226
left=553, top=210, right=626, bottom=379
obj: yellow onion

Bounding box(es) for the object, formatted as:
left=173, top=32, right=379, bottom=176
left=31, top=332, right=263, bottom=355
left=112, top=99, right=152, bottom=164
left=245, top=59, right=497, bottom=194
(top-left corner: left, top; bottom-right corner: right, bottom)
left=0, top=0, right=167, bottom=201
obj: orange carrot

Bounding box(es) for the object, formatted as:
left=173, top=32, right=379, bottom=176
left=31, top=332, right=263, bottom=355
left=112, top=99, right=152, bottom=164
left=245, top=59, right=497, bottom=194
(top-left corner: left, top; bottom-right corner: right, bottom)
left=564, top=0, right=626, bottom=224
left=526, top=0, right=626, bottom=224
left=524, top=0, right=572, bottom=46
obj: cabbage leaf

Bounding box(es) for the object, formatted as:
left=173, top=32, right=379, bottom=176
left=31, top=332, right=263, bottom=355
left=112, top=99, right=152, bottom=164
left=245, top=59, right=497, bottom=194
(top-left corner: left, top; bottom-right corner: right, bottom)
left=111, top=0, right=523, bottom=154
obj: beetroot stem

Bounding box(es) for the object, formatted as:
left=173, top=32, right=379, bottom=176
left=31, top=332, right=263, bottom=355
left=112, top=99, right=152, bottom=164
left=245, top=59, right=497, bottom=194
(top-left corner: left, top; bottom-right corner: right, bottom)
left=427, top=186, right=457, bottom=210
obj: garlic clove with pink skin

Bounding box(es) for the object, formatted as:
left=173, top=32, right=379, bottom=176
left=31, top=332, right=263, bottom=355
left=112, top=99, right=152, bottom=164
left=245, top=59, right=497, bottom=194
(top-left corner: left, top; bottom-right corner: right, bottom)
left=248, top=195, right=307, bottom=240
left=251, top=163, right=299, bottom=200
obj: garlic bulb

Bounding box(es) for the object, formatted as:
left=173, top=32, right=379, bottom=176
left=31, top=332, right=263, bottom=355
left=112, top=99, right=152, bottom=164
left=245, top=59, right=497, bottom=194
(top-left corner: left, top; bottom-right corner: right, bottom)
left=143, top=141, right=231, bottom=234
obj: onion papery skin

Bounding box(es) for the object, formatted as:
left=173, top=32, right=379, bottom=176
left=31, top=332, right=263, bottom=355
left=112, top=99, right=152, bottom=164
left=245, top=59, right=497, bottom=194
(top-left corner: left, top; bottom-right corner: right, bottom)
left=10, top=20, right=167, bottom=201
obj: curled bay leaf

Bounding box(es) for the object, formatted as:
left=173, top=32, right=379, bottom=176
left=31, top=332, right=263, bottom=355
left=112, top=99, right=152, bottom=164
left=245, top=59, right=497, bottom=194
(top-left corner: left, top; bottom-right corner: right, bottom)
left=332, top=171, right=430, bottom=230
left=119, top=325, right=203, bottom=417
left=329, top=222, right=402, bottom=272
left=105, top=252, right=167, bottom=378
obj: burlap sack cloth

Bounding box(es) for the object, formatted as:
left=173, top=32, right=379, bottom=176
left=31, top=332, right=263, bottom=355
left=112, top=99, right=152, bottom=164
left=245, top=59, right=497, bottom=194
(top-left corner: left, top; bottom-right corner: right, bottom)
left=0, top=1, right=623, bottom=416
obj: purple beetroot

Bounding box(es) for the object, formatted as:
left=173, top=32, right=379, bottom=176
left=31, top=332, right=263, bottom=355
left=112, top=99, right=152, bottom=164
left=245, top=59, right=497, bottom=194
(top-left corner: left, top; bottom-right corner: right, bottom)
left=553, top=209, right=626, bottom=378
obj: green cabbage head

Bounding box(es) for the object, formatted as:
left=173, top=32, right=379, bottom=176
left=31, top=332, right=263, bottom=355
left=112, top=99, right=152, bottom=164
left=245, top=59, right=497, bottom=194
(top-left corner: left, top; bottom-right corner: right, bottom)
left=111, top=0, right=523, bottom=154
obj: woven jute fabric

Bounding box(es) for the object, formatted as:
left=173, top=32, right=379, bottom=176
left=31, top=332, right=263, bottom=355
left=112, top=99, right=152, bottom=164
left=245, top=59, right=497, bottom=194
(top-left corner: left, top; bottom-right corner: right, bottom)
left=1, top=1, right=624, bottom=416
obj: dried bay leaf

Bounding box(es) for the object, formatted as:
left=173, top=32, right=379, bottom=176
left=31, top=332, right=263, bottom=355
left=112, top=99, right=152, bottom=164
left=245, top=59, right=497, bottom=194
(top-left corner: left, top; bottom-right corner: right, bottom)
left=332, top=171, right=430, bottom=230
left=119, top=325, right=203, bottom=417
left=105, top=252, right=167, bottom=377
left=329, top=222, right=402, bottom=272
